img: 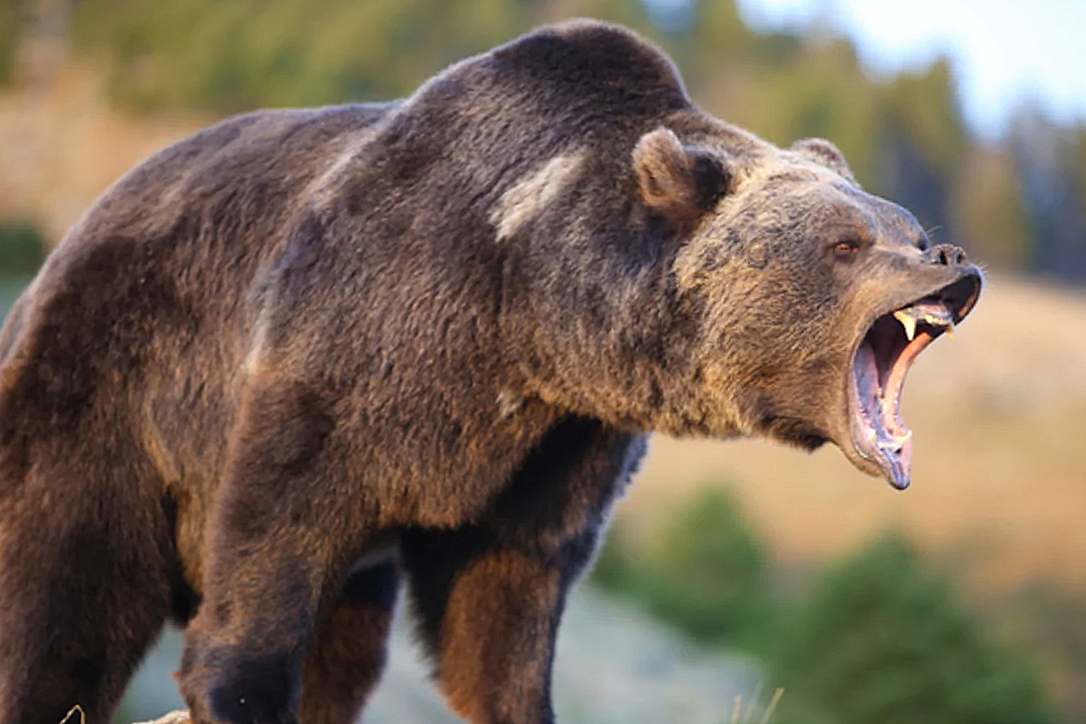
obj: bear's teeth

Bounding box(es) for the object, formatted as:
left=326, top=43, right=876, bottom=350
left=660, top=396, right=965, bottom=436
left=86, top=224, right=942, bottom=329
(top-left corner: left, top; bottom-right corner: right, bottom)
left=877, top=430, right=911, bottom=453
left=893, top=310, right=917, bottom=341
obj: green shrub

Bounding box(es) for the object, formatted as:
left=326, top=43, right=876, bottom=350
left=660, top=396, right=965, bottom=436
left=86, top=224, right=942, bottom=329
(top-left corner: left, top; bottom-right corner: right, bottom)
left=0, top=1, right=23, bottom=86
left=0, top=223, right=46, bottom=275
left=769, top=535, right=1054, bottom=724
left=592, top=486, right=778, bottom=653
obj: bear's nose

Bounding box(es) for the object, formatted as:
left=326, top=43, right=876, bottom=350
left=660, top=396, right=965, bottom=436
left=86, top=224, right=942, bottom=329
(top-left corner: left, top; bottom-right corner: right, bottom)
left=922, top=243, right=968, bottom=267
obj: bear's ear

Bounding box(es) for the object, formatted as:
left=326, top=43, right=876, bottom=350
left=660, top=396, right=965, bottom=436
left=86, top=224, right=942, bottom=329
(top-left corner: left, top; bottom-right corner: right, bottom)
left=633, top=127, right=730, bottom=227
left=791, top=138, right=857, bottom=184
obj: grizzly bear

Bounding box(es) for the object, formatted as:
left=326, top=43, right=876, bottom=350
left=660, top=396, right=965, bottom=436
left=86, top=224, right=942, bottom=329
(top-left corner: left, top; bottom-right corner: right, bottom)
left=0, top=19, right=980, bottom=724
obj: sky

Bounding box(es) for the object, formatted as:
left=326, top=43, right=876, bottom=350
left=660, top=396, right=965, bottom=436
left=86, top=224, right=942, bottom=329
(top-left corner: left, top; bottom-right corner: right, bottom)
left=731, top=0, right=1086, bottom=139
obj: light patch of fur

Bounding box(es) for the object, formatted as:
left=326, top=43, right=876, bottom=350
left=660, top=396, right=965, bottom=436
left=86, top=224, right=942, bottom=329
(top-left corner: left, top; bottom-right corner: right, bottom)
left=497, top=389, right=524, bottom=418
left=306, top=130, right=380, bottom=205
left=491, top=151, right=587, bottom=240
left=243, top=308, right=271, bottom=377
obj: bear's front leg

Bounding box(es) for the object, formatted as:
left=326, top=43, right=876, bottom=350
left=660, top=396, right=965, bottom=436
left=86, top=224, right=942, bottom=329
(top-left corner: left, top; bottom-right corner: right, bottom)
left=178, top=381, right=368, bottom=724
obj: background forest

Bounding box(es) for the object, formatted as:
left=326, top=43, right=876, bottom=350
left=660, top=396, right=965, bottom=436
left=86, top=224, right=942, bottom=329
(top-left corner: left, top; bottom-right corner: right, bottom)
left=3, top=0, right=1086, bottom=285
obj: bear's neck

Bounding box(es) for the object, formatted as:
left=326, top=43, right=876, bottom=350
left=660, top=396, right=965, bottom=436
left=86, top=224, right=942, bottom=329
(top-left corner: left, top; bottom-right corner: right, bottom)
left=496, top=194, right=741, bottom=439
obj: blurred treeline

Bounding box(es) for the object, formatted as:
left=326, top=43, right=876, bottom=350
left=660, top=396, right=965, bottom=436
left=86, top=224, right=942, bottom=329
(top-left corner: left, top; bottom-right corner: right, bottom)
left=2, top=0, right=1085, bottom=283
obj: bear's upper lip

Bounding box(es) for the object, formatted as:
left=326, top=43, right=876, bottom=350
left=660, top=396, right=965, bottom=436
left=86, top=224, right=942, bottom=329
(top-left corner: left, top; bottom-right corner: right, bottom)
left=847, top=272, right=981, bottom=490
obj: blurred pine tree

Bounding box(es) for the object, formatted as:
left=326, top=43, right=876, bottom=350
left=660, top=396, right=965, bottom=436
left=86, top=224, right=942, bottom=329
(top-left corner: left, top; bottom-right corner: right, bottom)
left=770, top=536, right=1054, bottom=724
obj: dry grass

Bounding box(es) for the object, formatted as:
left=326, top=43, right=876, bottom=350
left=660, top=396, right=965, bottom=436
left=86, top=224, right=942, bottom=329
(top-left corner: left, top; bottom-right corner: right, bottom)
left=728, top=687, right=784, bottom=724
left=58, top=706, right=85, bottom=724
left=131, top=712, right=190, bottom=724
left=0, top=63, right=206, bottom=243
left=621, top=273, right=1086, bottom=593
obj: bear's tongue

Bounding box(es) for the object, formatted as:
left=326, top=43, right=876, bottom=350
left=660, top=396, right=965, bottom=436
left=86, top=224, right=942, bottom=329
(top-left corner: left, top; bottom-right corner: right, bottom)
left=852, top=300, right=954, bottom=489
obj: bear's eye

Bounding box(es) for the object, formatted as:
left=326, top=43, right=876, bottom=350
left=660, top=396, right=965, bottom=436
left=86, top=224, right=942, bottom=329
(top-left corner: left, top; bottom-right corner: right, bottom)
left=832, top=239, right=862, bottom=261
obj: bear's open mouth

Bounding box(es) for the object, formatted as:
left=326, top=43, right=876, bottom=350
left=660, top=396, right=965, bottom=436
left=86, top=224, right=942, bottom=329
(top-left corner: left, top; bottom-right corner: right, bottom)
left=849, top=274, right=980, bottom=490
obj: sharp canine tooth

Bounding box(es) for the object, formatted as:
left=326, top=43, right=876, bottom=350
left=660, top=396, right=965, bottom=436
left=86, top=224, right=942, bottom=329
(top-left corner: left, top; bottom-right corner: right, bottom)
left=894, top=429, right=913, bottom=445
left=946, top=321, right=955, bottom=339
left=893, top=310, right=917, bottom=341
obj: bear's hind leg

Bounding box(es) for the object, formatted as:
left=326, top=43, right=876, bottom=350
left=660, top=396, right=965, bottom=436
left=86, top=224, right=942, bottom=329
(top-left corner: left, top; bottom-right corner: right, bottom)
left=297, top=561, right=399, bottom=724
left=0, top=462, right=174, bottom=724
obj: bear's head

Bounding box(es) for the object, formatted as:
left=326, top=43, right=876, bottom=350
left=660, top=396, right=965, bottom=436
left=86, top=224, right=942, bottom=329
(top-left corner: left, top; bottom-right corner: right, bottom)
left=631, top=120, right=981, bottom=490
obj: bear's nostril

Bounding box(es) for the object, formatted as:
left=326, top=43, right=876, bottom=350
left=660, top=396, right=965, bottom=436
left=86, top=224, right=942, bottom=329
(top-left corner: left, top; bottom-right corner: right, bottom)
left=923, top=244, right=967, bottom=267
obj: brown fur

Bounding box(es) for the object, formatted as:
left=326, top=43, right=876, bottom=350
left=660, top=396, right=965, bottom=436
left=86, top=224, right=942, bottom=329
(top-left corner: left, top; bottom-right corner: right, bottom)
left=0, top=19, right=979, bottom=724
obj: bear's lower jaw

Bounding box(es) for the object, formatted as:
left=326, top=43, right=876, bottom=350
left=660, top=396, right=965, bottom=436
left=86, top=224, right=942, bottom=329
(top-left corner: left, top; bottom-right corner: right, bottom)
left=846, top=274, right=980, bottom=490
